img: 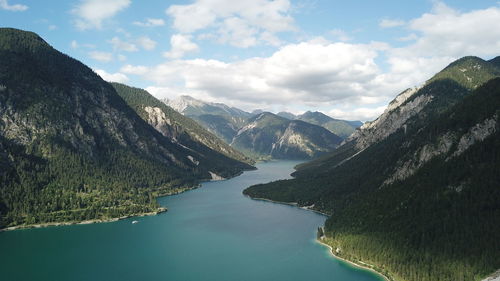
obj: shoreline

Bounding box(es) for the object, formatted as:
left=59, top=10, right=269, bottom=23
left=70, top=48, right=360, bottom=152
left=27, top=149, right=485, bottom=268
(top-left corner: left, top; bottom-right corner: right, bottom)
left=246, top=195, right=391, bottom=281
left=0, top=165, right=252, bottom=233
left=316, top=238, right=392, bottom=281
left=1, top=166, right=251, bottom=232
left=0, top=207, right=167, bottom=232
left=246, top=196, right=331, bottom=216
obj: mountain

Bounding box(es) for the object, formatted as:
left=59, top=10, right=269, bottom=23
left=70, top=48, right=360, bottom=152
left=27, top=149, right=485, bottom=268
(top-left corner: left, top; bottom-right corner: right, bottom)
left=490, top=56, right=500, bottom=68
left=111, top=83, right=254, bottom=168
left=296, top=111, right=362, bottom=138
left=165, top=95, right=250, bottom=122
left=265, top=111, right=362, bottom=138
left=164, top=95, right=251, bottom=143
left=0, top=28, right=252, bottom=229
left=164, top=97, right=344, bottom=159
left=277, top=111, right=296, bottom=119
left=231, top=112, right=342, bottom=159
left=251, top=109, right=264, bottom=115
left=244, top=56, right=500, bottom=281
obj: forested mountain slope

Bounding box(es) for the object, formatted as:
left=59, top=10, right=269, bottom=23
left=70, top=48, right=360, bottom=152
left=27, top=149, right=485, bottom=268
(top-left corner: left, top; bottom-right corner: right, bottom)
left=244, top=56, right=500, bottom=281
left=0, top=28, right=252, bottom=229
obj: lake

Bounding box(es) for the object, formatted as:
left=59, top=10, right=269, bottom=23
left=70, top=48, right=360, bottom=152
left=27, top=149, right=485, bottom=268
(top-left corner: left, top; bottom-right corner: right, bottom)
left=0, top=161, right=383, bottom=281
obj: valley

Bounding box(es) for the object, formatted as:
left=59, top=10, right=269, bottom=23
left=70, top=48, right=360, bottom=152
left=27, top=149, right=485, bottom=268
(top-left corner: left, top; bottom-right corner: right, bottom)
left=2, top=1, right=500, bottom=280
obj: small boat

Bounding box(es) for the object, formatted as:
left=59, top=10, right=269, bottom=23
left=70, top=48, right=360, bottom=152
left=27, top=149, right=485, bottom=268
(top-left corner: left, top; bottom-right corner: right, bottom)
left=132, top=220, right=139, bottom=224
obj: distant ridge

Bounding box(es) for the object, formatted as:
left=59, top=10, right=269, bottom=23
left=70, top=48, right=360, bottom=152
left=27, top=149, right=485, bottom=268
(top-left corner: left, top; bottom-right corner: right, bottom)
left=164, top=95, right=361, bottom=159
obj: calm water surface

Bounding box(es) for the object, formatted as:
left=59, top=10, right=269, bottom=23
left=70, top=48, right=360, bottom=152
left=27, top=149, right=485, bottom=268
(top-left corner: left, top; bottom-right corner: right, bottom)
left=0, top=161, right=383, bottom=281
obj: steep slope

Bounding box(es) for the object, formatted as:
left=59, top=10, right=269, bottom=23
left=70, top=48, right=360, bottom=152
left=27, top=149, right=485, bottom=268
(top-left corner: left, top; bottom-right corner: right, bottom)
left=297, top=111, right=361, bottom=138
left=231, top=112, right=342, bottom=159
left=489, top=56, right=500, bottom=68
left=244, top=56, right=500, bottom=281
left=0, top=28, right=249, bottom=228
left=164, top=95, right=251, bottom=142
left=112, top=83, right=254, bottom=169
left=189, top=114, right=240, bottom=144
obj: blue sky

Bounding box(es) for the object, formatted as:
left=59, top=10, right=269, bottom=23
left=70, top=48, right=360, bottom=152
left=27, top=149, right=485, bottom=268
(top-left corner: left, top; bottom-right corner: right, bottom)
left=1, top=0, right=499, bottom=120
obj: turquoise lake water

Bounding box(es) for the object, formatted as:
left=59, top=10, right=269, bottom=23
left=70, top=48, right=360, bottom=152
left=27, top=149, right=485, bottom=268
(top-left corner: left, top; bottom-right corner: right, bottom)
left=0, top=161, right=383, bottom=281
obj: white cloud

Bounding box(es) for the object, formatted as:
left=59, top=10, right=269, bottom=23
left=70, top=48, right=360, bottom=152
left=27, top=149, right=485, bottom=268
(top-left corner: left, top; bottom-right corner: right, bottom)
left=133, top=18, right=165, bottom=27
left=94, top=69, right=129, bottom=83
left=146, top=86, right=190, bottom=101
left=397, top=33, right=418, bottom=42
left=166, top=3, right=216, bottom=33
left=89, top=51, right=113, bottom=62
left=383, top=2, right=500, bottom=91
left=330, top=29, right=352, bottom=42
left=259, top=31, right=282, bottom=46
left=107, top=36, right=156, bottom=52
left=48, top=25, right=57, bottom=30
left=131, top=40, right=386, bottom=115
left=163, top=34, right=199, bottom=59
left=121, top=64, right=149, bottom=75
left=217, top=17, right=258, bottom=47
left=109, top=37, right=138, bottom=52
left=379, top=19, right=405, bottom=28
left=92, top=3, right=500, bottom=121
left=0, top=0, right=27, bottom=11
left=401, top=3, right=500, bottom=57
left=328, top=106, right=387, bottom=121
left=117, top=54, right=127, bottom=61
left=136, top=36, right=157, bottom=51
left=166, top=0, right=295, bottom=47
left=72, top=0, right=130, bottom=30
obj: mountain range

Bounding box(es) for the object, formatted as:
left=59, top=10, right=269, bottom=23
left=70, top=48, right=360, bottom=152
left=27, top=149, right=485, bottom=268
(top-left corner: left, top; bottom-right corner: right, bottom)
left=0, top=28, right=253, bottom=228
left=231, top=112, right=343, bottom=159
left=244, top=56, right=500, bottom=281
left=165, top=96, right=360, bottom=159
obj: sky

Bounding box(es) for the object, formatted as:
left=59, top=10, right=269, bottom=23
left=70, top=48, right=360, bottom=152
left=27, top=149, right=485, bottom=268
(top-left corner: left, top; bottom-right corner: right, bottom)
left=1, top=0, right=500, bottom=121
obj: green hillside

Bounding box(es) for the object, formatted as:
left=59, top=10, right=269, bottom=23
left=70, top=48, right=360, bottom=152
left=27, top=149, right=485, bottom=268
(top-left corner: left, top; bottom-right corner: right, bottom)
left=244, top=57, right=500, bottom=281
left=0, top=28, right=250, bottom=229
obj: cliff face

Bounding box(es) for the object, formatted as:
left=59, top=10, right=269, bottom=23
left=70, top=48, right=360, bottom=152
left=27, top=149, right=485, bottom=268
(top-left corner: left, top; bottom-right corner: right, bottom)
left=347, top=86, right=428, bottom=150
